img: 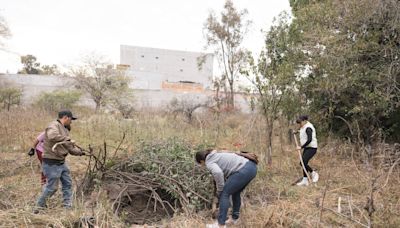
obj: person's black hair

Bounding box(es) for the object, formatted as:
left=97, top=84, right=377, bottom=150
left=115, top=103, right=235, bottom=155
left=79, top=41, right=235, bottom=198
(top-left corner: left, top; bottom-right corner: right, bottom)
left=296, top=115, right=309, bottom=124
left=195, top=149, right=213, bottom=164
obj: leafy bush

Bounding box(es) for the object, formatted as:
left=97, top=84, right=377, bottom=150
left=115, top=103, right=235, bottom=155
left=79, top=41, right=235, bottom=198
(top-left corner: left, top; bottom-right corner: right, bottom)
left=0, top=87, right=22, bottom=111
left=167, top=96, right=210, bottom=123
left=108, top=92, right=135, bottom=118
left=35, top=90, right=81, bottom=112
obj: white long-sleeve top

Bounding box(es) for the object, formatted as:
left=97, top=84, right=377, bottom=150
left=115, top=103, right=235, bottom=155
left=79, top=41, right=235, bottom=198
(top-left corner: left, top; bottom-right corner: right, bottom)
left=300, top=122, right=318, bottom=148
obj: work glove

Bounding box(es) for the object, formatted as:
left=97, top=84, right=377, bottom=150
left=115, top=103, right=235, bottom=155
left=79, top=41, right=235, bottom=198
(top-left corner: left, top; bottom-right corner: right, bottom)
left=28, top=148, right=35, bottom=156
left=216, top=191, right=222, bottom=201
left=76, top=147, right=85, bottom=156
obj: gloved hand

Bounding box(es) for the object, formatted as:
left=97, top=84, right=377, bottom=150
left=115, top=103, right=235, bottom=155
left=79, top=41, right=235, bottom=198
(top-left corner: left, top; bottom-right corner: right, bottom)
left=216, top=191, right=222, bottom=200
left=211, top=193, right=220, bottom=219
left=28, top=148, right=35, bottom=156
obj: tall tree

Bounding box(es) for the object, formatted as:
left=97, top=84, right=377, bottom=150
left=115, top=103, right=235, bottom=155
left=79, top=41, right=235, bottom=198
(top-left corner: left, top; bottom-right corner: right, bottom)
left=40, top=64, right=60, bottom=75
left=19, top=55, right=41, bottom=74
left=290, top=0, right=400, bottom=143
left=202, top=0, right=251, bottom=109
left=244, top=12, right=298, bottom=164
left=72, top=54, right=133, bottom=112
left=18, top=55, right=60, bottom=75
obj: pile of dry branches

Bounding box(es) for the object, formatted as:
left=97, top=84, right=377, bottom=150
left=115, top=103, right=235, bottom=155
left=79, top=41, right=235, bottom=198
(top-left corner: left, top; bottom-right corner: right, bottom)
left=79, top=138, right=214, bottom=225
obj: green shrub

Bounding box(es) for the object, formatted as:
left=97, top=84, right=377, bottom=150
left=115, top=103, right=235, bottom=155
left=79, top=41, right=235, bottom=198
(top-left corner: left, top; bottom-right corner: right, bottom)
left=0, top=87, right=22, bottom=111
left=35, top=90, right=81, bottom=112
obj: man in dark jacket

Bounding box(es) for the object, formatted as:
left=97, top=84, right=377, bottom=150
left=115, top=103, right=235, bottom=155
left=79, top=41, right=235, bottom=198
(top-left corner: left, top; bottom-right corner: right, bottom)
left=35, top=110, right=85, bottom=212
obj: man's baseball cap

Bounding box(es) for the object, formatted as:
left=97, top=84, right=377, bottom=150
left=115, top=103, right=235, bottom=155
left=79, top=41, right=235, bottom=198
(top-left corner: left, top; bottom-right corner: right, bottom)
left=58, top=110, right=77, bottom=120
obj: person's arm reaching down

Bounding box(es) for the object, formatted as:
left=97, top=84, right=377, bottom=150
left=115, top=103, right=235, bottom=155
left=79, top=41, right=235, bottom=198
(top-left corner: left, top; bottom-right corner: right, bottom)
left=206, top=163, right=225, bottom=196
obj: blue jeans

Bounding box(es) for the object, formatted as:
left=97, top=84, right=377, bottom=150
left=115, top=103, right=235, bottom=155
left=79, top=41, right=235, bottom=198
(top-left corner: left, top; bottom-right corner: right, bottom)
left=218, top=161, right=257, bottom=225
left=37, top=162, right=73, bottom=208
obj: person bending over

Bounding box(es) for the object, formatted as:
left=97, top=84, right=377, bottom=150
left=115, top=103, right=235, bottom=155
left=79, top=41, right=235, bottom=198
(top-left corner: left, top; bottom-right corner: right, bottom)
left=195, top=149, right=257, bottom=228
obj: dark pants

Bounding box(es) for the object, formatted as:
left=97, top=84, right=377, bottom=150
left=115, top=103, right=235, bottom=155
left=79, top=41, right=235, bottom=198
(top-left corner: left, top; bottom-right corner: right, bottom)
left=301, top=148, right=317, bottom=177
left=36, top=150, right=46, bottom=185
left=218, top=161, right=257, bottom=225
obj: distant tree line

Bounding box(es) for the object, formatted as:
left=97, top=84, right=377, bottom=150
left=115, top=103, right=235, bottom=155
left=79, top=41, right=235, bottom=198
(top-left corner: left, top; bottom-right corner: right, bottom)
left=18, top=54, right=60, bottom=75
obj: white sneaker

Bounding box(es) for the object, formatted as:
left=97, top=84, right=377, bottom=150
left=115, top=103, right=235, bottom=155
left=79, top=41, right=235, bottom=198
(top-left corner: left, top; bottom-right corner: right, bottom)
left=296, top=177, right=309, bottom=186
left=226, top=217, right=239, bottom=225
left=312, top=171, right=319, bottom=183
left=206, top=221, right=226, bottom=228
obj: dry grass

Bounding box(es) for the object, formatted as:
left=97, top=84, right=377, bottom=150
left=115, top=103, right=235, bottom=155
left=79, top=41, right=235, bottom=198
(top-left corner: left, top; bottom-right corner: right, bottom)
left=0, top=107, right=399, bottom=227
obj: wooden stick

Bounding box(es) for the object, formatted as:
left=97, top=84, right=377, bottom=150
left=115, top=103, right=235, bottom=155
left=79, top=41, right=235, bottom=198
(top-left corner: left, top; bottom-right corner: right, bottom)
left=293, top=134, right=312, bottom=184
left=348, top=195, right=354, bottom=219
left=291, top=177, right=303, bottom=186
left=112, top=132, right=126, bottom=160
left=317, top=172, right=330, bottom=227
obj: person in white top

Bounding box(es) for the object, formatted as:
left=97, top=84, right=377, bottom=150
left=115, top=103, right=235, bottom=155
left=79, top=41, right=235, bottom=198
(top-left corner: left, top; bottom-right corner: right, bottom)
left=296, top=115, right=319, bottom=186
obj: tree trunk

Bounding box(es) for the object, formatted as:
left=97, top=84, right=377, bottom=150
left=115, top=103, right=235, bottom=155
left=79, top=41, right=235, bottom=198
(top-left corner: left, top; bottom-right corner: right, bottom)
left=7, top=95, right=10, bottom=111
left=266, top=120, right=274, bottom=165
left=279, top=119, right=285, bottom=153
left=287, top=120, right=293, bottom=144
left=228, top=81, right=235, bottom=109
left=215, top=84, right=221, bottom=111
left=95, top=101, right=101, bottom=112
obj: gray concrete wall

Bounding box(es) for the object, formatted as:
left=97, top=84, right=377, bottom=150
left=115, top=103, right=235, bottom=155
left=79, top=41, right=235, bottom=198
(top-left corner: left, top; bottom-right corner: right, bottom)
left=0, top=74, right=94, bottom=106
left=0, top=74, right=251, bottom=112
left=133, top=89, right=251, bottom=112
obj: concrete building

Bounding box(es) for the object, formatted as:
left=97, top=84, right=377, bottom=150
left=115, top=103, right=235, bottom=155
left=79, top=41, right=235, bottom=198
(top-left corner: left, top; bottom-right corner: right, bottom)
left=119, top=45, right=218, bottom=108
left=120, top=45, right=214, bottom=90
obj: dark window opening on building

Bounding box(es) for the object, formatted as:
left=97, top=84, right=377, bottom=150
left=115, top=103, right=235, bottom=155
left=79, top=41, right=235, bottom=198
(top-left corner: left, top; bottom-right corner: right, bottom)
left=180, top=69, right=183, bottom=72
left=179, top=80, right=195, bottom=84
left=155, top=56, right=159, bottom=59
left=181, top=58, right=185, bottom=61
left=141, top=55, right=144, bottom=58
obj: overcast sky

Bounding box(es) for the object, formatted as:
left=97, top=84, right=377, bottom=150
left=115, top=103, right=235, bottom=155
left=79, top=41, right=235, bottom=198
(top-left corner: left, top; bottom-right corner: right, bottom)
left=0, top=0, right=290, bottom=73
